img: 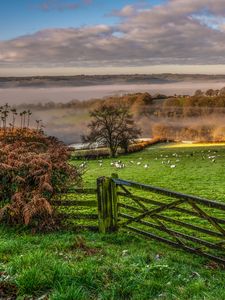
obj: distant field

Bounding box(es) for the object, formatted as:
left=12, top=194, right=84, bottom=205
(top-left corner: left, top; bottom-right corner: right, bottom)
left=1, top=143, right=225, bottom=300
left=73, top=142, right=225, bottom=202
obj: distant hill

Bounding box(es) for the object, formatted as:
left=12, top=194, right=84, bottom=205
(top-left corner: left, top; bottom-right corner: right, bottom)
left=1, top=74, right=225, bottom=88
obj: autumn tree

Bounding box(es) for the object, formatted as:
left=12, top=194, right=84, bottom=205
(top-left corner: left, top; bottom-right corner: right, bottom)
left=82, top=104, right=141, bottom=157
left=194, top=89, right=204, bottom=97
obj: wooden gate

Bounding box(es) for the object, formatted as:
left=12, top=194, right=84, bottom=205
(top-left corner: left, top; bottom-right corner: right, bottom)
left=97, top=174, right=225, bottom=265
left=52, top=187, right=98, bottom=231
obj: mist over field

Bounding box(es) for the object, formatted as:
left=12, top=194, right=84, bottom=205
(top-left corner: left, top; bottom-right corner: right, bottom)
left=1, top=75, right=225, bottom=144
left=1, top=80, right=225, bottom=105
left=3, top=82, right=223, bottom=145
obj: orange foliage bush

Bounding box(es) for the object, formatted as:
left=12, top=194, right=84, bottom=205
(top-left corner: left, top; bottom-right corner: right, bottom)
left=0, top=130, right=81, bottom=229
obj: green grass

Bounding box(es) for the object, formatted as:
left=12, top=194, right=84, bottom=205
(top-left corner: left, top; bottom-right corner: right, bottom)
left=1, top=143, right=225, bottom=299
left=0, top=227, right=224, bottom=300
left=74, top=142, right=225, bottom=201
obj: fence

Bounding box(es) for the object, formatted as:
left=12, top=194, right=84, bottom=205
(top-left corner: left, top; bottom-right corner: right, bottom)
left=54, top=175, right=225, bottom=265
left=52, top=188, right=99, bottom=231
left=97, top=174, right=225, bottom=265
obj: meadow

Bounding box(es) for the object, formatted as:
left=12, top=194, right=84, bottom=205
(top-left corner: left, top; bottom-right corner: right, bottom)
left=1, top=142, right=225, bottom=299
left=77, top=142, right=225, bottom=202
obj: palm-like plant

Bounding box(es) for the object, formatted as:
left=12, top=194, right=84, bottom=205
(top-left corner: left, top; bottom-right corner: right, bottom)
left=11, top=108, right=17, bottom=132
left=19, top=112, right=23, bottom=129
left=27, top=110, right=32, bottom=128
left=36, top=119, right=42, bottom=131
left=22, top=111, right=27, bottom=129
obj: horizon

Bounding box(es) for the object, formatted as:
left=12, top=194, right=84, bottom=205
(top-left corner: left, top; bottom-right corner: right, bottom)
left=2, top=68, right=225, bottom=77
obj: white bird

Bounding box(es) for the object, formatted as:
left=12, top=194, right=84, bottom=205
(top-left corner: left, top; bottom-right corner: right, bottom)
left=144, top=164, right=149, bottom=169
left=170, top=164, right=176, bottom=168
left=99, top=163, right=103, bottom=167
left=137, top=162, right=141, bottom=165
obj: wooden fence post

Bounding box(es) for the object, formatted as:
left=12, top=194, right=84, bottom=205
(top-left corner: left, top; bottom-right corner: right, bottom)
left=97, top=174, right=118, bottom=233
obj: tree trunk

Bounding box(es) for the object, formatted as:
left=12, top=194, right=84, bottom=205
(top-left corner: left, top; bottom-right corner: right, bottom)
left=110, top=147, right=117, bottom=158
left=124, top=145, right=129, bottom=154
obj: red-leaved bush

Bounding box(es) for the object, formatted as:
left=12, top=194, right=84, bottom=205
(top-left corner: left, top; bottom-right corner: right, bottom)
left=0, top=130, right=81, bottom=230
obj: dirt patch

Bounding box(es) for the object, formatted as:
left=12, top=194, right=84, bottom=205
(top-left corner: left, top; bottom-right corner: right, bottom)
left=70, top=236, right=102, bottom=256
left=0, top=281, right=18, bottom=300
left=205, top=261, right=225, bottom=270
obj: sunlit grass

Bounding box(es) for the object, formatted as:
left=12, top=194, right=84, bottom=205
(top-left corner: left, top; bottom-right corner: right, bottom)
left=165, top=142, right=225, bottom=148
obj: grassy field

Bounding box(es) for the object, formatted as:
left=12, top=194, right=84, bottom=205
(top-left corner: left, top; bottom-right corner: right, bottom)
left=1, top=143, right=225, bottom=300
left=76, top=142, right=225, bottom=201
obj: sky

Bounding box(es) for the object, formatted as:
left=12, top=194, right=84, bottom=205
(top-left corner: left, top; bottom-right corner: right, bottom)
left=1, top=0, right=225, bottom=76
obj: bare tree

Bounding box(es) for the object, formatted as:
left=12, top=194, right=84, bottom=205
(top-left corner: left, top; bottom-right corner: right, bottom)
left=119, top=127, right=141, bottom=154
left=82, top=104, right=141, bottom=157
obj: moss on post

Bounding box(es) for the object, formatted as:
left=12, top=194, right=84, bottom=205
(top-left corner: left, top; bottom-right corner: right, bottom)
left=111, top=173, right=118, bottom=231
left=97, top=174, right=118, bottom=233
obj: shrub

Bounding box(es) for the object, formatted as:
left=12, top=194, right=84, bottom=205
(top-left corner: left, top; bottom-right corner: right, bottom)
left=127, top=138, right=162, bottom=153
left=72, top=139, right=162, bottom=159
left=0, top=130, right=81, bottom=230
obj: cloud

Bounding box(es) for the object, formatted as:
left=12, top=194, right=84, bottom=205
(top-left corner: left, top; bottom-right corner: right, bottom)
left=1, top=0, right=225, bottom=69
left=110, top=5, right=137, bottom=18
left=38, top=0, right=80, bottom=12
left=109, top=1, right=151, bottom=18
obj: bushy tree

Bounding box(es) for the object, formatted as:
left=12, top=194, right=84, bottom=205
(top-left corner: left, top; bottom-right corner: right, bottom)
left=82, top=104, right=141, bottom=157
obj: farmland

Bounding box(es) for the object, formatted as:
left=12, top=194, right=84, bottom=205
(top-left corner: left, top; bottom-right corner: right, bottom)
left=1, top=143, right=225, bottom=299
left=75, top=142, right=225, bottom=202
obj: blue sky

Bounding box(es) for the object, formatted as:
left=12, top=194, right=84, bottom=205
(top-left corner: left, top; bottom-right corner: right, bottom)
left=1, top=0, right=225, bottom=76
left=0, top=0, right=164, bottom=40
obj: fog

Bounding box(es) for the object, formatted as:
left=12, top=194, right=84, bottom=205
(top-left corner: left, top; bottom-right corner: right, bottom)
left=1, top=81, right=225, bottom=145
left=1, top=81, right=225, bottom=105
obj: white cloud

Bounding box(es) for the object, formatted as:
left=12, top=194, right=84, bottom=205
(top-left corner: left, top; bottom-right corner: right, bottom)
left=1, top=0, right=225, bottom=70
left=110, top=5, right=136, bottom=17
